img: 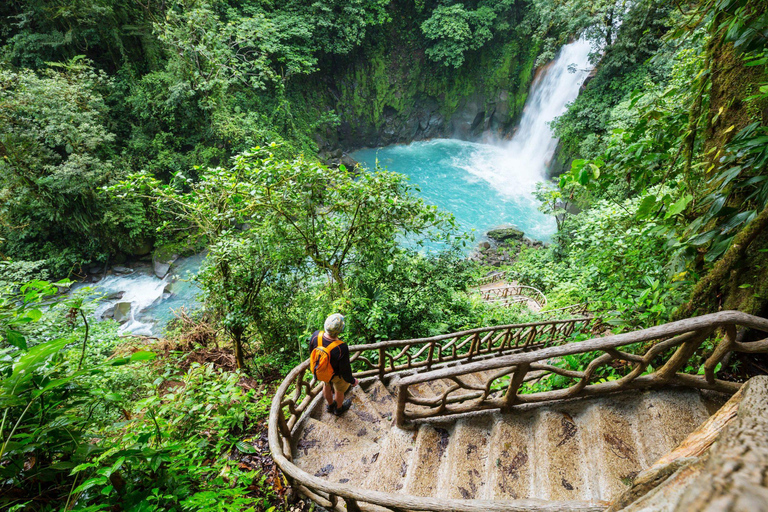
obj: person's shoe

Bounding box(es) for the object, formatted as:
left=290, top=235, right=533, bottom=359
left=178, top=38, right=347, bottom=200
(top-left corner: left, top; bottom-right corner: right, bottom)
left=334, top=398, right=352, bottom=416
left=325, top=402, right=337, bottom=414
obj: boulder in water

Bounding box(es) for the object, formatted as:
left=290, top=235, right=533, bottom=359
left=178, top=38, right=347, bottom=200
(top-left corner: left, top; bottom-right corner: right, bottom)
left=152, top=246, right=179, bottom=279
left=486, top=226, right=525, bottom=243
left=104, top=291, right=125, bottom=301
left=112, top=265, right=133, bottom=275
left=113, top=302, right=132, bottom=323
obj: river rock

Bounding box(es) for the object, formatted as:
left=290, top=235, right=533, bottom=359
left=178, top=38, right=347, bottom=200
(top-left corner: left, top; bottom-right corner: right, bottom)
left=478, top=241, right=491, bottom=251
left=112, top=302, right=132, bottom=323
left=152, top=246, right=179, bottom=279
left=162, top=280, right=183, bottom=297
left=112, top=265, right=133, bottom=275
left=340, top=154, right=359, bottom=170
left=487, top=226, right=525, bottom=243
left=104, top=291, right=125, bottom=301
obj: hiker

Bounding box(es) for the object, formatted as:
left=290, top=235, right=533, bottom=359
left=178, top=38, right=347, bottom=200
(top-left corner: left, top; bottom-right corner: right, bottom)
left=309, top=313, right=357, bottom=416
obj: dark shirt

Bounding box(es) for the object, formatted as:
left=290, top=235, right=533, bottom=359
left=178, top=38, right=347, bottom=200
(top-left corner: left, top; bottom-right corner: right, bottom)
left=309, top=330, right=354, bottom=384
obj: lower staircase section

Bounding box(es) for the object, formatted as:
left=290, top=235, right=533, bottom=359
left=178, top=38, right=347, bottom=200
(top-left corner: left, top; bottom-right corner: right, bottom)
left=291, top=375, right=720, bottom=506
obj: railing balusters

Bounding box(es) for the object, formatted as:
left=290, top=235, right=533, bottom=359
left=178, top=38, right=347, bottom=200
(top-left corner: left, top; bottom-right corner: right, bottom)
left=656, top=328, right=713, bottom=381
left=343, top=497, right=361, bottom=512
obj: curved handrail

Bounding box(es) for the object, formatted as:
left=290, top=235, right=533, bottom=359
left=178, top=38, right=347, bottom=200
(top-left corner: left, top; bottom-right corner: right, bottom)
left=268, top=316, right=599, bottom=511
left=394, top=311, right=768, bottom=428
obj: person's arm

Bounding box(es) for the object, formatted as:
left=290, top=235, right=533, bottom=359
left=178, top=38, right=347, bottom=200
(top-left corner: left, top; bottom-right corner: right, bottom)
left=337, top=343, right=355, bottom=385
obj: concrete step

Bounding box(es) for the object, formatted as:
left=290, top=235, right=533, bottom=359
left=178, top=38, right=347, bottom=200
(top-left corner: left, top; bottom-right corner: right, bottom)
left=633, top=388, right=710, bottom=466
left=533, top=406, right=592, bottom=501
left=361, top=427, right=418, bottom=493
left=364, top=379, right=397, bottom=422
left=486, top=412, right=535, bottom=500
left=293, top=417, right=381, bottom=485
left=310, top=384, right=389, bottom=445
left=402, top=424, right=453, bottom=497
left=438, top=416, right=494, bottom=500
left=581, top=400, right=644, bottom=500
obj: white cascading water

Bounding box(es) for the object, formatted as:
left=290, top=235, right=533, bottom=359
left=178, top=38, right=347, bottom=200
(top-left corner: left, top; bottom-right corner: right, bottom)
left=456, top=38, right=595, bottom=196
left=92, top=274, right=169, bottom=335
left=77, top=253, right=204, bottom=336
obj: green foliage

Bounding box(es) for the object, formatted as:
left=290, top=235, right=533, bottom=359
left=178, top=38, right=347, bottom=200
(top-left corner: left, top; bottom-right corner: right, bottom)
left=511, top=196, right=691, bottom=327
left=348, top=249, right=475, bottom=342
left=0, top=59, right=153, bottom=274
left=1, top=280, right=277, bottom=511
left=421, top=3, right=497, bottom=68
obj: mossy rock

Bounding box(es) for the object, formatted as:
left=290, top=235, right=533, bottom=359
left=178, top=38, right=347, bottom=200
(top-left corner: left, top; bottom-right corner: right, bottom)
left=486, top=226, right=525, bottom=243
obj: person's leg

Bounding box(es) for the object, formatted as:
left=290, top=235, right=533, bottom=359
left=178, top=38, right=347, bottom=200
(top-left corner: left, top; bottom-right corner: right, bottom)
left=323, top=380, right=333, bottom=406
left=331, top=376, right=351, bottom=410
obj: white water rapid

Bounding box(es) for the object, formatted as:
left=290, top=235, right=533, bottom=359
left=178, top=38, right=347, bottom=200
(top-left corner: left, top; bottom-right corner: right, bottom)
left=456, top=38, right=595, bottom=196
left=73, top=253, right=203, bottom=336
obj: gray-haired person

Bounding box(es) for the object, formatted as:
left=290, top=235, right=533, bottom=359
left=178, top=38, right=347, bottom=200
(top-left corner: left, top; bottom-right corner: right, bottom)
left=309, top=314, right=357, bottom=416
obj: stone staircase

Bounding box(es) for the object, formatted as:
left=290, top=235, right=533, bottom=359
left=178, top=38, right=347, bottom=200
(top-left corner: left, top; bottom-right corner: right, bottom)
left=291, top=371, right=723, bottom=506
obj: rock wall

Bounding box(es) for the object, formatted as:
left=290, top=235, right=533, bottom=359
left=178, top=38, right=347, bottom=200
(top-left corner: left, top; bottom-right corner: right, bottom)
left=304, top=34, right=543, bottom=155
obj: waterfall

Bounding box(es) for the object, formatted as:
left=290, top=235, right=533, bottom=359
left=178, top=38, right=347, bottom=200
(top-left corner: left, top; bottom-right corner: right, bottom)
left=455, top=38, right=595, bottom=196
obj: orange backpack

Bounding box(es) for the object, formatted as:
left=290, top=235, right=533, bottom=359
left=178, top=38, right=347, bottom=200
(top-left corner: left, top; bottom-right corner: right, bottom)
left=310, top=331, right=343, bottom=382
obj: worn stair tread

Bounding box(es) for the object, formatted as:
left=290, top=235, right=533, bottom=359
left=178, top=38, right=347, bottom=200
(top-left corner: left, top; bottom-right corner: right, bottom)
left=293, top=418, right=381, bottom=485
left=439, top=417, right=493, bottom=500
left=364, top=379, right=397, bottom=422
left=402, top=424, right=453, bottom=497
left=361, top=427, right=419, bottom=493
left=634, top=388, right=710, bottom=466
left=582, top=400, right=644, bottom=500
left=311, top=385, right=389, bottom=445
left=487, top=412, right=535, bottom=500
left=534, top=406, right=592, bottom=501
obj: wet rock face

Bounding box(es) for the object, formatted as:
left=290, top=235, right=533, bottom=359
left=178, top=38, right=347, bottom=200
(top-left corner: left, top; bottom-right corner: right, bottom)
left=322, top=89, right=516, bottom=152
left=468, top=227, right=546, bottom=266
left=152, top=247, right=178, bottom=279
left=486, top=226, right=525, bottom=243
left=110, top=302, right=132, bottom=323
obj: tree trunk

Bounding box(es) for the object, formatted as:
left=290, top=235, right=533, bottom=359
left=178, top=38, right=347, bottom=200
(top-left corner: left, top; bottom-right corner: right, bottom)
left=232, top=329, right=245, bottom=370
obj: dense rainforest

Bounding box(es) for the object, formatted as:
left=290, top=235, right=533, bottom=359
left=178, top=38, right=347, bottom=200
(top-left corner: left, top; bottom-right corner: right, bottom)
left=1, top=0, right=768, bottom=510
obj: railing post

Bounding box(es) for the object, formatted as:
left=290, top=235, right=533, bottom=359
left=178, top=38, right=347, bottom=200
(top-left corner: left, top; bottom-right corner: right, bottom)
left=344, top=497, right=361, bottom=512
left=395, top=383, right=410, bottom=429
left=426, top=341, right=435, bottom=370
left=467, top=333, right=479, bottom=362
left=502, top=363, right=530, bottom=410
left=704, top=324, right=737, bottom=384
left=378, top=347, right=386, bottom=381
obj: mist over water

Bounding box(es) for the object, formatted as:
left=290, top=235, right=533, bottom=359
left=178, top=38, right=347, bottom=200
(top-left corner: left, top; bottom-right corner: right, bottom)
left=352, top=39, right=594, bottom=245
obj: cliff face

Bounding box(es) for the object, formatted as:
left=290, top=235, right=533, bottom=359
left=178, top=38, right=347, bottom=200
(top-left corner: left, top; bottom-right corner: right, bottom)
left=293, top=16, right=543, bottom=154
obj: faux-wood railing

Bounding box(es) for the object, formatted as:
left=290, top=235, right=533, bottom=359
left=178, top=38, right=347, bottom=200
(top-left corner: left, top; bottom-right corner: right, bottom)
left=268, top=316, right=598, bottom=512
left=479, top=284, right=548, bottom=308
left=394, top=311, right=768, bottom=429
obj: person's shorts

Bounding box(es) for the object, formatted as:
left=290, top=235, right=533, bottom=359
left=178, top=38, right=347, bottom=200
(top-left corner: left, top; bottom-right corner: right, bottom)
left=329, top=374, right=351, bottom=395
